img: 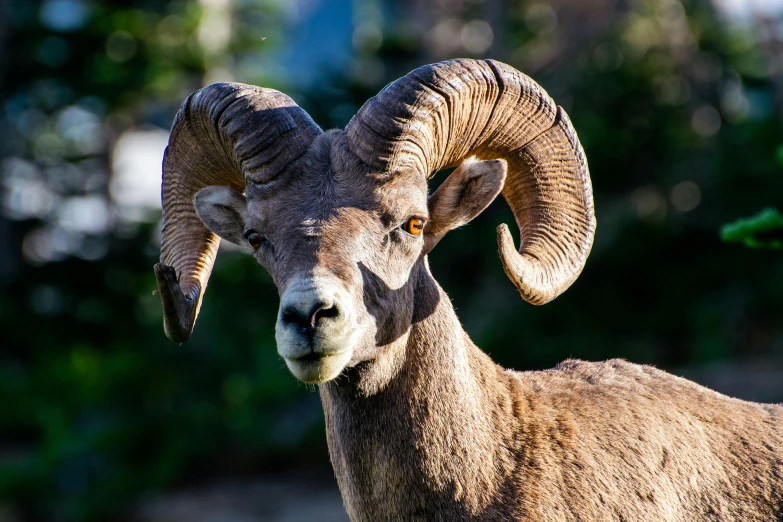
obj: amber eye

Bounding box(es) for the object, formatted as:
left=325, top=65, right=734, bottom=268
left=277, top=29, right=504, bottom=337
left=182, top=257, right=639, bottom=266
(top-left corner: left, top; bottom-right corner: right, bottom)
left=245, top=231, right=263, bottom=249
left=403, top=218, right=425, bottom=236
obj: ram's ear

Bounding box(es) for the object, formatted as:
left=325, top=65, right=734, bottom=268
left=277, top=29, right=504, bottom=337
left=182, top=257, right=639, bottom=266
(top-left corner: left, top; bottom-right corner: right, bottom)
left=193, top=186, right=248, bottom=246
left=424, top=158, right=507, bottom=254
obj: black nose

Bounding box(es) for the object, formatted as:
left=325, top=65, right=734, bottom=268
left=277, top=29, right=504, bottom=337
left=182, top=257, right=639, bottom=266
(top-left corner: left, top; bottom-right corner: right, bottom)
left=281, top=301, right=340, bottom=337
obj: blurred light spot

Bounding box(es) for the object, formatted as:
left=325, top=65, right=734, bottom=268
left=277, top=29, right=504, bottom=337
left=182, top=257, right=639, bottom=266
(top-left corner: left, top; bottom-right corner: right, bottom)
left=39, top=0, right=89, bottom=32
left=461, top=20, right=493, bottom=54
left=23, top=229, right=54, bottom=264
left=3, top=178, right=56, bottom=220
left=112, top=217, right=139, bottom=240
left=776, top=144, right=783, bottom=166
left=712, top=0, right=747, bottom=19
left=106, top=31, right=137, bottom=63
left=110, top=128, right=170, bottom=222
left=203, top=66, right=233, bottom=87
left=57, top=196, right=112, bottom=234
left=746, top=88, right=774, bottom=120
left=653, top=76, right=691, bottom=105
left=737, top=52, right=769, bottom=78
left=58, top=104, right=98, bottom=136
left=657, top=0, right=691, bottom=48
left=76, top=235, right=109, bottom=261
left=432, top=18, right=463, bottom=55
left=79, top=159, right=108, bottom=192
left=630, top=186, right=667, bottom=221
left=2, top=157, right=39, bottom=183
left=525, top=4, right=557, bottom=35
left=31, top=78, right=74, bottom=111
left=45, top=163, right=84, bottom=193
left=199, top=0, right=232, bottom=54
left=511, top=39, right=558, bottom=72
left=435, top=0, right=463, bottom=10
left=622, top=15, right=657, bottom=58
left=58, top=105, right=105, bottom=155
left=353, top=58, right=385, bottom=86
left=33, top=132, right=67, bottom=164
left=713, top=0, right=783, bottom=22
left=65, top=122, right=104, bottom=155
left=13, top=108, right=47, bottom=139
left=70, top=346, right=101, bottom=378
left=157, top=16, right=187, bottom=47
left=592, top=43, right=624, bottom=72
left=354, top=1, right=382, bottom=22
left=670, top=181, right=702, bottom=212
left=22, top=227, right=80, bottom=264
left=691, top=105, right=721, bottom=137
left=78, top=96, right=107, bottom=117
left=658, top=0, right=686, bottom=23
left=693, top=53, right=723, bottom=83
left=37, top=36, right=70, bottom=68
left=353, top=22, right=382, bottom=53
left=720, top=82, right=750, bottom=121
left=28, top=284, right=65, bottom=316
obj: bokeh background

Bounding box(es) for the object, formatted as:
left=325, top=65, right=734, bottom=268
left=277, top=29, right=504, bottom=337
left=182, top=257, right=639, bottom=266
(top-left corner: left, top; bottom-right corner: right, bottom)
left=1, top=0, right=782, bottom=520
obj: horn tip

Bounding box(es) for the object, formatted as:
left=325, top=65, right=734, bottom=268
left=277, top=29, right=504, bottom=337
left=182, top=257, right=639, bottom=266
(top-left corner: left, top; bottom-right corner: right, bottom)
left=496, top=224, right=555, bottom=307
left=154, top=263, right=197, bottom=343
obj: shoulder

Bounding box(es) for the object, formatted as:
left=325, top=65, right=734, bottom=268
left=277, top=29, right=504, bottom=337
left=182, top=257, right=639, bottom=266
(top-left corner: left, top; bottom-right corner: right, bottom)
left=518, top=358, right=724, bottom=404
left=552, top=358, right=665, bottom=384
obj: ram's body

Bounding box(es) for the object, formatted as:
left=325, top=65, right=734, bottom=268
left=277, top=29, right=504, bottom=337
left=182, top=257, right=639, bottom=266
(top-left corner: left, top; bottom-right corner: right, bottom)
left=324, top=270, right=783, bottom=521
left=154, top=59, right=783, bottom=521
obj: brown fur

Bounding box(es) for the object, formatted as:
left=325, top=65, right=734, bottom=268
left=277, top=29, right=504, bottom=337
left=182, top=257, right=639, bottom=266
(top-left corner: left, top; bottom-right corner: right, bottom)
left=323, top=266, right=783, bottom=521
left=194, top=131, right=783, bottom=521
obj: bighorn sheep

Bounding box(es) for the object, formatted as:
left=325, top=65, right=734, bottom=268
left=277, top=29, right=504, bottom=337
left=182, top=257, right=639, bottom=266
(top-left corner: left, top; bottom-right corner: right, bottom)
left=154, top=59, right=783, bottom=521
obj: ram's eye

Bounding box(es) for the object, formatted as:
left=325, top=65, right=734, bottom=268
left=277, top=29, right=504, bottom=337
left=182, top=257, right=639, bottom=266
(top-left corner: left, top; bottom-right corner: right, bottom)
left=245, top=231, right=263, bottom=249
left=402, top=218, right=425, bottom=236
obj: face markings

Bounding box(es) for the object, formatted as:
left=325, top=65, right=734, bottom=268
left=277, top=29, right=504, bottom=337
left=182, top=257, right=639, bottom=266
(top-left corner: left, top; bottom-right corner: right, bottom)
left=246, top=159, right=430, bottom=277
left=238, top=137, right=435, bottom=379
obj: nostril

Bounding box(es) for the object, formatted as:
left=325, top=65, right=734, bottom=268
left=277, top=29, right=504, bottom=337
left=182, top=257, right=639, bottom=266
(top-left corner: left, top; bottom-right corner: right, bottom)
left=282, top=307, right=305, bottom=328
left=310, top=303, right=339, bottom=328
left=281, top=301, right=341, bottom=334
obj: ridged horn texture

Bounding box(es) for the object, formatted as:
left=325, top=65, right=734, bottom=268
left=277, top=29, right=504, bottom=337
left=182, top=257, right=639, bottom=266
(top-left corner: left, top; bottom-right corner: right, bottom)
left=157, top=83, right=322, bottom=342
left=345, top=58, right=596, bottom=305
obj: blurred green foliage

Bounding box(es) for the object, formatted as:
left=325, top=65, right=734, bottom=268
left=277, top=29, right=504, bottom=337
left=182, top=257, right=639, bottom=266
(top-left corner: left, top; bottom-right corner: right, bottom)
left=1, top=0, right=782, bottom=521
left=1, top=231, right=325, bottom=521
left=721, top=207, right=783, bottom=249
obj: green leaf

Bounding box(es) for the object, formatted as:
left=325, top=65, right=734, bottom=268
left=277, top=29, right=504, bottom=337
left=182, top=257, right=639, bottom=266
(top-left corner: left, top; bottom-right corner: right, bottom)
left=720, top=207, right=783, bottom=249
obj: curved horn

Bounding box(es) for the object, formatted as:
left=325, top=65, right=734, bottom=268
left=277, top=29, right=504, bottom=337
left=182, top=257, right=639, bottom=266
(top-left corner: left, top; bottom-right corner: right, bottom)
left=156, top=83, right=322, bottom=342
left=345, top=59, right=595, bottom=305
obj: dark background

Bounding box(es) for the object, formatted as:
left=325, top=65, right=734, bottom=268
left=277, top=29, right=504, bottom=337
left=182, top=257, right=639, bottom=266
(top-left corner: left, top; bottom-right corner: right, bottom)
left=1, top=0, right=782, bottom=520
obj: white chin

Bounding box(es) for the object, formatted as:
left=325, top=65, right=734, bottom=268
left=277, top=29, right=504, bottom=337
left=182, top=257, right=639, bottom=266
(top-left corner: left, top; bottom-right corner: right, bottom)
left=284, top=350, right=353, bottom=384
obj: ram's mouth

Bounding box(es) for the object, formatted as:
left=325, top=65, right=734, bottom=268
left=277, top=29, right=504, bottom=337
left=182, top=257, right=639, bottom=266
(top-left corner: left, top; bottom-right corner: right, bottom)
left=284, top=349, right=352, bottom=384
left=294, top=351, right=326, bottom=363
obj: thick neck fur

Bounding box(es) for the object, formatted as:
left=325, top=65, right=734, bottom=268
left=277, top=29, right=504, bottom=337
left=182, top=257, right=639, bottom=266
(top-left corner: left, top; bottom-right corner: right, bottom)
left=320, top=261, right=522, bottom=521
left=320, top=259, right=783, bottom=522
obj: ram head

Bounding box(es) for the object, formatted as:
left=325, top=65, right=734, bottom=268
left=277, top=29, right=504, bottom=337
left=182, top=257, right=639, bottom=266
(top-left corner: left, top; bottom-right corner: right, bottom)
left=154, top=59, right=596, bottom=384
